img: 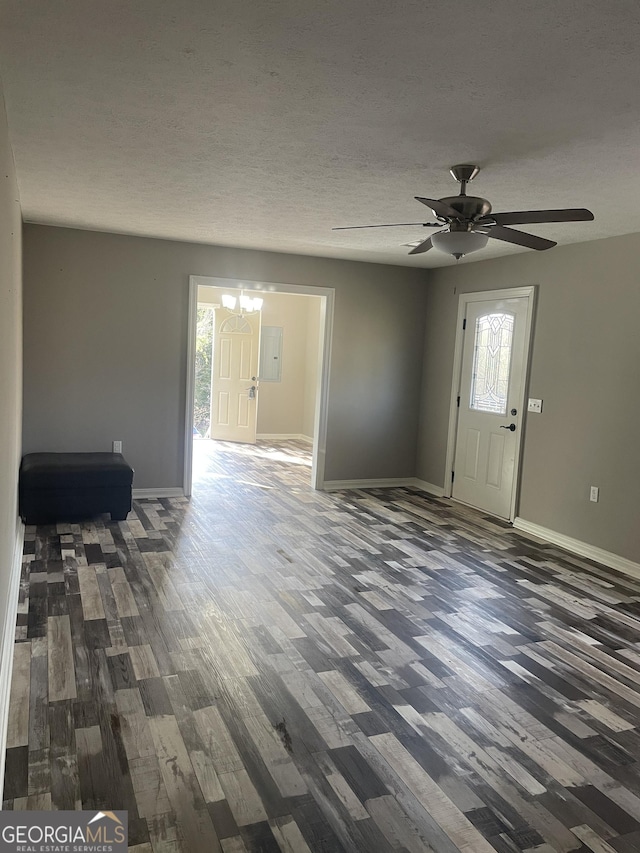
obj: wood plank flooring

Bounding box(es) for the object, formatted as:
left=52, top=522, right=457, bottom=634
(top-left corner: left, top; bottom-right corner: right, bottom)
left=5, top=438, right=640, bottom=852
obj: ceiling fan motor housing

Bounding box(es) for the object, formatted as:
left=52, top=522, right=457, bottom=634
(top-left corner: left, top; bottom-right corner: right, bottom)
left=437, top=195, right=492, bottom=221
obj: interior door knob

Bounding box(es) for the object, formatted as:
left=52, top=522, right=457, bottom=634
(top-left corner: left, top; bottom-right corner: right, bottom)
left=500, top=423, right=516, bottom=432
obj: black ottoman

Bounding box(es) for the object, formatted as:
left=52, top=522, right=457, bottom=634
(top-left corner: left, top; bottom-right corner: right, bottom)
left=19, top=452, right=134, bottom=524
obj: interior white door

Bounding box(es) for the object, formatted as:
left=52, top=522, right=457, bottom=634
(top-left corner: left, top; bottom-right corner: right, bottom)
left=452, top=295, right=530, bottom=519
left=210, top=307, right=260, bottom=443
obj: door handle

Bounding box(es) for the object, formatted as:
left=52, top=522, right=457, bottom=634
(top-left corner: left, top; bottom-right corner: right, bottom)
left=500, top=423, right=516, bottom=432
left=246, top=385, right=257, bottom=399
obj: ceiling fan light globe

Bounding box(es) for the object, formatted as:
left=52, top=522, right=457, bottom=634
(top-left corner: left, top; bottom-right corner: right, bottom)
left=431, top=230, right=489, bottom=258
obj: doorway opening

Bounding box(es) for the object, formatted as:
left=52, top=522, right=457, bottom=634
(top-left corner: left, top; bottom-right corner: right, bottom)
left=194, top=305, right=214, bottom=440
left=444, top=286, right=536, bottom=521
left=184, top=276, right=334, bottom=495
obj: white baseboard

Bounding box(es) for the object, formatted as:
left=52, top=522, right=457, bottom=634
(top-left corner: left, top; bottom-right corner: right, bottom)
left=323, top=477, right=417, bottom=491
left=323, top=476, right=446, bottom=495
left=513, top=517, right=640, bottom=580
left=256, top=433, right=313, bottom=443
left=133, top=487, right=185, bottom=499
left=0, top=519, right=25, bottom=801
left=412, top=478, right=446, bottom=497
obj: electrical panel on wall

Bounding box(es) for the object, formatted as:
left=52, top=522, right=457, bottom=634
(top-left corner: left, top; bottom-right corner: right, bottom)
left=259, top=326, right=283, bottom=382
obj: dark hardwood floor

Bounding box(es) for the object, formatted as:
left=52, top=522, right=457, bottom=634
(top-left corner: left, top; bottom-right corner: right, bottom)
left=5, top=438, right=640, bottom=852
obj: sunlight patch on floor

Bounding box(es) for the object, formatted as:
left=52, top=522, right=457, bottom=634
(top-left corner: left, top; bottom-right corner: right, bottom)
left=192, top=438, right=312, bottom=486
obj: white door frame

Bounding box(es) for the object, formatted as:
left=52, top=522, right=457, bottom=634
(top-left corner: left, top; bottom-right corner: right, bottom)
left=443, top=286, right=537, bottom=521
left=184, top=275, right=335, bottom=496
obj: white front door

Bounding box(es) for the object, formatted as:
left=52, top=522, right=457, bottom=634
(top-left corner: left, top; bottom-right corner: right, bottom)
left=451, top=293, right=532, bottom=519
left=210, top=308, right=260, bottom=443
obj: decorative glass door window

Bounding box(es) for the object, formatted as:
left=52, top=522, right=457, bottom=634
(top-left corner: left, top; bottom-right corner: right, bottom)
left=220, top=314, right=252, bottom=334
left=469, top=312, right=514, bottom=414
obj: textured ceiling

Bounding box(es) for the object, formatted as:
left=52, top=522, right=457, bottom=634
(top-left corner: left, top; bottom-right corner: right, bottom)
left=1, top=0, right=639, bottom=268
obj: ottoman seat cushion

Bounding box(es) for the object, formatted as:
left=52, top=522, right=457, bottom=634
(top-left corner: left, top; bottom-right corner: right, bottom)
left=19, top=452, right=134, bottom=524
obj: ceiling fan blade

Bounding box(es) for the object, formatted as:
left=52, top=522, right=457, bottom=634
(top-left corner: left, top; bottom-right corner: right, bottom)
left=408, top=236, right=434, bottom=255
left=473, top=224, right=557, bottom=250
left=480, top=208, right=594, bottom=226
left=332, top=221, right=439, bottom=230
left=415, top=197, right=461, bottom=220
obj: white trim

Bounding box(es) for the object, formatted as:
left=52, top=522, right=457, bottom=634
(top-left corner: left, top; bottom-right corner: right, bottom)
left=133, top=487, right=185, bottom=499
left=186, top=275, right=334, bottom=492
left=323, top=477, right=446, bottom=495
left=444, top=286, right=537, bottom=521
left=183, top=277, right=198, bottom=497
left=323, top=477, right=417, bottom=491
left=412, top=478, right=446, bottom=497
left=513, top=517, right=640, bottom=580
left=0, top=519, right=25, bottom=801
left=256, top=433, right=313, bottom=443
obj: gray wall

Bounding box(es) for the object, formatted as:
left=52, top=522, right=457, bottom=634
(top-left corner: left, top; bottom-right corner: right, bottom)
left=0, top=85, right=22, bottom=693
left=23, top=225, right=428, bottom=488
left=417, top=232, right=640, bottom=562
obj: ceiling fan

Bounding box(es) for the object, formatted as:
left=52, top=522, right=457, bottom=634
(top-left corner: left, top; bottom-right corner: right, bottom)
left=333, top=165, right=594, bottom=259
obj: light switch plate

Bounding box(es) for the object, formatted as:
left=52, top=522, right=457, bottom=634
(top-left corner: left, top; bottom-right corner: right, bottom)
left=113, top=440, right=123, bottom=453
left=528, top=398, right=543, bottom=413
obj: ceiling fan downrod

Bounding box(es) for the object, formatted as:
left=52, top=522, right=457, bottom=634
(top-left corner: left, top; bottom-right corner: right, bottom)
left=449, top=164, right=480, bottom=197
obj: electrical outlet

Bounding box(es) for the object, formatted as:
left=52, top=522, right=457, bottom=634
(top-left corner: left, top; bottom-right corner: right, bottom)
left=113, top=440, right=123, bottom=453
left=590, top=486, right=599, bottom=503
left=528, top=398, right=543, bottom=413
